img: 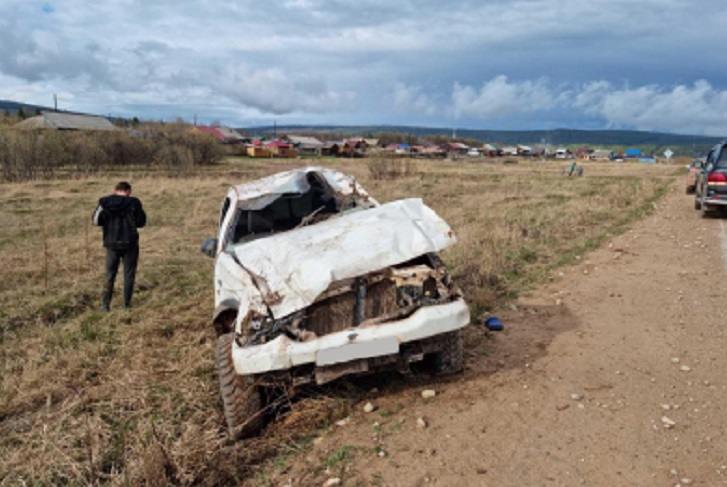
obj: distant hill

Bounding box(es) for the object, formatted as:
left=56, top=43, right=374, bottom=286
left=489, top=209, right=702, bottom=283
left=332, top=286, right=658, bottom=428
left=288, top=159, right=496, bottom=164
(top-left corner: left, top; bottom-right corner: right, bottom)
left=245, top=124, right=722, bottom=150
left=0, top=100, right=55, bottom=116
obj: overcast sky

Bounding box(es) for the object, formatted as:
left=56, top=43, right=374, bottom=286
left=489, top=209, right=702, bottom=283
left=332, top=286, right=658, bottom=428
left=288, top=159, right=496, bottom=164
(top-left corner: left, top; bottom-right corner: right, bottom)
left=2, top=0, right=727, bottom=135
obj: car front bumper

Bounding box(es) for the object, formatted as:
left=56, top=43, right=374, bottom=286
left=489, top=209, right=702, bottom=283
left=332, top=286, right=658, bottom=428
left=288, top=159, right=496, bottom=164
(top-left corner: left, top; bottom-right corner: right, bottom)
left=232, top=298, right=470, bottom=375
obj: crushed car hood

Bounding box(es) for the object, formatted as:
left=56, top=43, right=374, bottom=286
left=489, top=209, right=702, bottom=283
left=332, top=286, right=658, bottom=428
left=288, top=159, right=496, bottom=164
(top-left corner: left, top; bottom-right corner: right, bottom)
left=232, top=198, right=456, bottom=319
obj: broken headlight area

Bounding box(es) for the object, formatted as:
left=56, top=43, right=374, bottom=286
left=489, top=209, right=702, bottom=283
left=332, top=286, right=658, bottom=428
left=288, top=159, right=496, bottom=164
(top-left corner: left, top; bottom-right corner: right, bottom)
left=242, top=311, right=307, bottom=345
left=241, top=253, right=461, bottom=346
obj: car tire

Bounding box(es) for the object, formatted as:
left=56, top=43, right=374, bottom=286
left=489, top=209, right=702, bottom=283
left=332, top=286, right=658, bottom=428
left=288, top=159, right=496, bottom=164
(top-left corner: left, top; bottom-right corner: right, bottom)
left=701, top=200, right=711, bottom=219
left=217, top=333, right=264, bottom=439
left=433, top=330, right=464, bottom=375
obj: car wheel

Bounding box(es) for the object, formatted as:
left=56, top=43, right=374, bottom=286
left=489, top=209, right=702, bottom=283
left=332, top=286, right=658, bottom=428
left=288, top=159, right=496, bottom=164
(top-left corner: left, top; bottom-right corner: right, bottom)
left=701, top=200, right=712, bottom=218
left=433, top=330, right=464, bottom=375
left=217, top=333, right=264, bottom=439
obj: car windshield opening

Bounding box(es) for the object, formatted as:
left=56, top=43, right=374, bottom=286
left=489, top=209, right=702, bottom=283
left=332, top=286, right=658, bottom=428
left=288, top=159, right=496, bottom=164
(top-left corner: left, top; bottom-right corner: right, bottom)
left=230, top=173, right=344, bottom=244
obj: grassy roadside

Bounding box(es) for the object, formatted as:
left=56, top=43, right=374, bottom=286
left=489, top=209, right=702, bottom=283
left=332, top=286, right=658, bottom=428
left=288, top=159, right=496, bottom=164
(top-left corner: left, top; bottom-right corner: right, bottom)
left=0, top=159, right=675, bottom=485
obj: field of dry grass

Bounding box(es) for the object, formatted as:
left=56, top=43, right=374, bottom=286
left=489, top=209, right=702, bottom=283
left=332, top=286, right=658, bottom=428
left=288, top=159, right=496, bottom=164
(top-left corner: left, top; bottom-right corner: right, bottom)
left=0, top=158, right=675, bottom=485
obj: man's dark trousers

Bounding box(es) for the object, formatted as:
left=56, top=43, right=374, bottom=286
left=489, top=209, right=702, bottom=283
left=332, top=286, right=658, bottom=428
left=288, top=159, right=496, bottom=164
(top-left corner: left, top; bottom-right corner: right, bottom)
left=103, top=245, right=139, bottom=309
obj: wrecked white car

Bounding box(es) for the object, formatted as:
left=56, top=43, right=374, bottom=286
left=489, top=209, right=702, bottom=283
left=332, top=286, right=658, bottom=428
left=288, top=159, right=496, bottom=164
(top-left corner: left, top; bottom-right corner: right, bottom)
left=200, top=167, right=469, bottom=438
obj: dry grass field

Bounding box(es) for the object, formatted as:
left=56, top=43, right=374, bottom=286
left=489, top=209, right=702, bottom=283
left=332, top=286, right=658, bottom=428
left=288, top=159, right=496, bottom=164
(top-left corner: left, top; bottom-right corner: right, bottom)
left=0, top=158, right=675, bottom=485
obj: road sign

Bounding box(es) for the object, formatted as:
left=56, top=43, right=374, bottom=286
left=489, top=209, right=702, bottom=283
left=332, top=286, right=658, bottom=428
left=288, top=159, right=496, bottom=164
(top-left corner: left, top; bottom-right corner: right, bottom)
left=664, top=149, right=674, bottom=159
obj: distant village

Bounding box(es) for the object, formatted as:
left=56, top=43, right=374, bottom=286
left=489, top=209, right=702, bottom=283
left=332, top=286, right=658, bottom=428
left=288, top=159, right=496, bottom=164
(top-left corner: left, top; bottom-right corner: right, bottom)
left=13, top=111, right=664, bottom=163
left=189, top=124, right=660, bottom=162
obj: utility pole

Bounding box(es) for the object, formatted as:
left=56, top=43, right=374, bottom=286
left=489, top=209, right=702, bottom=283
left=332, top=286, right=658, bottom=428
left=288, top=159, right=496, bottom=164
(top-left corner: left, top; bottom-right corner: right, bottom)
left=193, top=113, right=197, bottom=126
left=274, top=120, right=277, bottom=139
left=53, top=94, right=58, bottom=111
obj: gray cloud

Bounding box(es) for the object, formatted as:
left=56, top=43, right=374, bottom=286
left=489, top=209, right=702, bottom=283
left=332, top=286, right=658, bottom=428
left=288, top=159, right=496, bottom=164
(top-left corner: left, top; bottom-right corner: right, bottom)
left=213, top=66, right=356, bottom=114
left=451, top=76, right=560, bottom=119
left=422, top=77, right=727, bottom=135
left=393, top=83, right=438, bottom=116
left=0, top=15, right=110, bottom=83
left=0, top=0, right=725, bottom=133
left=575, top=80, right=727, bottom=136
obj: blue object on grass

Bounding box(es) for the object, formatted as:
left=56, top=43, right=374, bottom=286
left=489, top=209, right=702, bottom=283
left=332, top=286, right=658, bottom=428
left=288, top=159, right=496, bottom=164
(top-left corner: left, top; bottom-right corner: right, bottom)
left=484, top=316, right=504, bottom=331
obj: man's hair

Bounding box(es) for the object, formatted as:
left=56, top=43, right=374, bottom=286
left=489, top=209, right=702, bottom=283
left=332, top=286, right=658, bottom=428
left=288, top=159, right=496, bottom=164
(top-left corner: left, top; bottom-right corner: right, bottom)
left=115, top=181, right=132, bottom=192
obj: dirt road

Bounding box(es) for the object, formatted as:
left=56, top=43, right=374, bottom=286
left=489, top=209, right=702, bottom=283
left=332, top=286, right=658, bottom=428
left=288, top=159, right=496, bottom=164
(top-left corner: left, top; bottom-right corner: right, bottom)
left=272, top=181, right=727, bottom=486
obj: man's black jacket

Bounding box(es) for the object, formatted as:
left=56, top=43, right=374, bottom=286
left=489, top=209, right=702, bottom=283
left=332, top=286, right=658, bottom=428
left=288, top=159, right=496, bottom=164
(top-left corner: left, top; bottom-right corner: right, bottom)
left=92, top=195, right=147, bottom=249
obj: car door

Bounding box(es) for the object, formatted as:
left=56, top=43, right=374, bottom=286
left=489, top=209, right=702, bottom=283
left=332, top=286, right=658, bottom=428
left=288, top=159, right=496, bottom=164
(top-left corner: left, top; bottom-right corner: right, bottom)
left=689, top=160, right=702, bottom=188
left=698, top=149, right=715, bottom=197
left=708, top=144, right=727, bottom=198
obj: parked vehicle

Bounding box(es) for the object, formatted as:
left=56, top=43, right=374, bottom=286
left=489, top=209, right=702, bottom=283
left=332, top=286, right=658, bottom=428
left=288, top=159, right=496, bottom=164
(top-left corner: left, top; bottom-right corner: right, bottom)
left=201, top=168, right=470, bottom=438
left=685, top=158, right=704, bottom=194
left=555, top=148, right=572, bottom=159
left=467, top=147, right=481, bottom=157
left=694, top=142, right=727, bottom=216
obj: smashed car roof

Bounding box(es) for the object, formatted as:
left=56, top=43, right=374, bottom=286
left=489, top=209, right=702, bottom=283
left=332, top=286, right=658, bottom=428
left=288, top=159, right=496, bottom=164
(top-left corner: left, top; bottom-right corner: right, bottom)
left=229, top=167, right=376, bottom=211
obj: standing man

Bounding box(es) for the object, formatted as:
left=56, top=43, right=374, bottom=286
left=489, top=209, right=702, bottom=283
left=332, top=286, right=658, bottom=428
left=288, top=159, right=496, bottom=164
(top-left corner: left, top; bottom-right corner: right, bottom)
left=568, top=161, right=577, bottom=177
left=92, top=181, right=147, bottom=311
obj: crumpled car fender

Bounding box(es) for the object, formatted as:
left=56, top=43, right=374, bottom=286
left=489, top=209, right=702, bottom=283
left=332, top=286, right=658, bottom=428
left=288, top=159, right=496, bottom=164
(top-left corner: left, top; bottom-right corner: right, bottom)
left=214, top=252, right=269, bottom=334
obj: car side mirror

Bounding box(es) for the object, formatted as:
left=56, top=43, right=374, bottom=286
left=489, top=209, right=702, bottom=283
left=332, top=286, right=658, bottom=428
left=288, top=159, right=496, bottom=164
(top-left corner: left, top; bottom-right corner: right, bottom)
left=200, top=238, right=218, bottom=258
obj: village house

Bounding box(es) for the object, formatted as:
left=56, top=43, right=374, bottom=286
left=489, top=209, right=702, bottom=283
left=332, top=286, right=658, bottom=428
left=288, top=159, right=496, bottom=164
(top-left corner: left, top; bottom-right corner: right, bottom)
left=17, top=111, right=117, bottom=131
left=285, top=135, right=323, bottom=156
left=216, top=126, right=246, bottom=143
left=340, top=139, right=367, bottom=157
left=363, top=138, right=379, bottom=148
left=555, top=148, right=573, bottom=159
left=246, top=140, right=273, bottom=158
left=321, top=141, right=342, bottom=157
left=266, top=140, right=299, bottom=158
left=516, top=145, right=533, bottom=156
left=442, top=142, right=469, bottom=155
left=591, top=149, right=614, bottom=161
left=481, top=143, right=502, bottom=156
left=625, top=148, right=642, bottom=158
left=191, top=125, right=246, bottom=144
left=576, top=147, right=592, bottom=159
left=384, top=143, right=411, bottom=155
left=419, top=145, right=446, bottom=158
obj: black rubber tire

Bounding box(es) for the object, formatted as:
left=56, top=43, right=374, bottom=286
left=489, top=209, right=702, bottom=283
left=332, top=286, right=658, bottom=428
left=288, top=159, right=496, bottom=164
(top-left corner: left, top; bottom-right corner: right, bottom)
left=702, top=202, right=712, bottom=219
left=433, top=330, right=464, bottom=375
left=217, top=333, right=264, bottom=439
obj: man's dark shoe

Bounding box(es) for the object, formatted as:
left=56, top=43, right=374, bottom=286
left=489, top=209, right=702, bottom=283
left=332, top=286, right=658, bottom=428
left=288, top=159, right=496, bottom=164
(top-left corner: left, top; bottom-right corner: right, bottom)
left=100, top=305, right=110, bottom=312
